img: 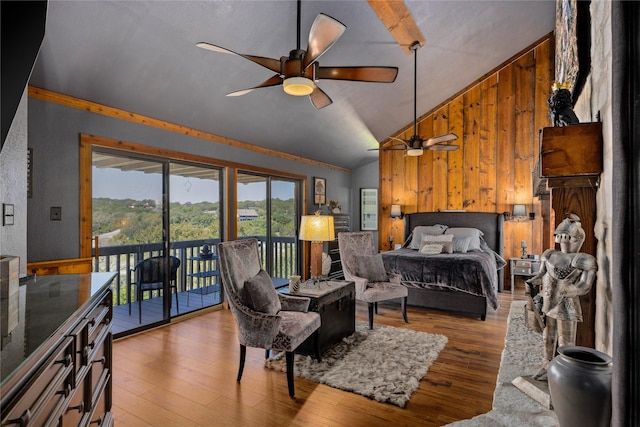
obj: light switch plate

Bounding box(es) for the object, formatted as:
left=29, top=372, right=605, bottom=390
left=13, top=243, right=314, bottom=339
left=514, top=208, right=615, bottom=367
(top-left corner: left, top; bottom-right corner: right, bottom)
left=3, top=203, right=14, bottom=226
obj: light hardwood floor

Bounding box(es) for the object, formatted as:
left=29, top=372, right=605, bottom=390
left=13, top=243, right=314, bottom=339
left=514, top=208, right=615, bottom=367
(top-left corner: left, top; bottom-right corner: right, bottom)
left=112, top=289, right=525, bottom=426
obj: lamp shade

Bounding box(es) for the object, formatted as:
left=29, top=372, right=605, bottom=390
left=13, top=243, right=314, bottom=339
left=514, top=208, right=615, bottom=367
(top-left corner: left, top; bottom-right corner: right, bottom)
left=299, top=214, right=335, bottom=242
left=512, top=204, right=527, bottom=217
left=283, top=77, right=315, bottom=96
left=390, top=204, right=402, bottom=218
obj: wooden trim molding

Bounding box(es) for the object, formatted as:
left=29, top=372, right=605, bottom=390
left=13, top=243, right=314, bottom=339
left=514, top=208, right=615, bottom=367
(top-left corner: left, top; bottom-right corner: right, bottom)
left=26, top=257, right=92, bottom=276
left=29, top=86, right=350, bottom=174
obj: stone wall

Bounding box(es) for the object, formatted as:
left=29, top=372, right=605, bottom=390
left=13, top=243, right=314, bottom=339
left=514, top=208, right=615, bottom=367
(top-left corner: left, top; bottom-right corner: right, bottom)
left=573, top=1, right=613, bottom=355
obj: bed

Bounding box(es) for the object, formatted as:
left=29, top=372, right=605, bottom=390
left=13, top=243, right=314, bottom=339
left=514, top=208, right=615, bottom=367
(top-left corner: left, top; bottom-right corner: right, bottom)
left=381, top=212, right=505, bottom=320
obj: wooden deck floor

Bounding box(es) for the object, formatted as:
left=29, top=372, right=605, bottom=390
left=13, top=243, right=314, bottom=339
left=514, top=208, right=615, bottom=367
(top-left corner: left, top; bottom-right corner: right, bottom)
left=112, top=286, right=222, bottom=335
left=112, top=286, right=526, bottom=426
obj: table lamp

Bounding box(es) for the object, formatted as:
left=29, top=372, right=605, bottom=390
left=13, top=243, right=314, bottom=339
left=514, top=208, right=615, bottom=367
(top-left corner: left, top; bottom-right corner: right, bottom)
left=521, top=240, right=528, bottom=258
left=299, top=212, right=335, bottom=281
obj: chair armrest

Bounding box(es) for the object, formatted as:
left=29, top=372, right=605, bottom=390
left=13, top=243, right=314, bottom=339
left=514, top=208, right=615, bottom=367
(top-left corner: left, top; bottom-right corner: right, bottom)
left=278, top=293, right=310, bottom=312
left=227, top=295, right=282, bottom=349
left=344, top=272, right=368, bottom=297
left=388, top=272, right=402, bottom=284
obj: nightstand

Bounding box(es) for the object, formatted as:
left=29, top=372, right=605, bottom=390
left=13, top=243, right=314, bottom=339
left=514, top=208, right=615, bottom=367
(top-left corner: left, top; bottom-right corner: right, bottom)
left=510, top=257, right=541, bottom=294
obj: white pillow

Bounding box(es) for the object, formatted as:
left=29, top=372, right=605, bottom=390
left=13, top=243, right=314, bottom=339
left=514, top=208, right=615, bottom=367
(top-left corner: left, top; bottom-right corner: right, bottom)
left=445, top=227, right=484, bottom=252
left=420, top=234, right=454, bottom=254
left=420, top=244, right=443, bottom=255
left=408, top=224, right=448, bottom=249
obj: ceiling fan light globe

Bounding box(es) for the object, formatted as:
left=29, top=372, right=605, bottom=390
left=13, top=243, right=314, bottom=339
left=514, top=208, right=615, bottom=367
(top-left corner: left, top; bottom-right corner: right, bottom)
left=283, top=77, right=315, bottom=96
left=406, top=148, right=423, bottom=157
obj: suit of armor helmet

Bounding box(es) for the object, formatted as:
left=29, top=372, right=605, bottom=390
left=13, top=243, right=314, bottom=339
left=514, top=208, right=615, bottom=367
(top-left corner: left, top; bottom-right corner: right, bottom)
left=526, top=214, right=598, bottom=381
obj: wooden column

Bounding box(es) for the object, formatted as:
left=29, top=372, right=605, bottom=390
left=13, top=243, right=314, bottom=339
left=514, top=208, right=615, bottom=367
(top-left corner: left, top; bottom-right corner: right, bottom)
left=539, top=122, right=603, bottom=349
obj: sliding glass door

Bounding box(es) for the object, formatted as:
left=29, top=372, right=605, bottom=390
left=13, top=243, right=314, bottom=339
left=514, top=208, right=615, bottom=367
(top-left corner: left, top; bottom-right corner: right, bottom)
left=92, top=149, right=223, bottom=336
left=169, top=162, right=223, bottom=315
left=236, top=172, right=301, bottom=287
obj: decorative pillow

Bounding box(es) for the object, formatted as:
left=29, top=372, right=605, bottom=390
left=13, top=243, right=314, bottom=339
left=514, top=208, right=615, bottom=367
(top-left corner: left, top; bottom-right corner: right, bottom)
left=420, top=234, right=454, bottom=254
left=408, top=224, right=448, bottom=249
left=354, top=254, right=389, bottom=282
left=420, top=244, right=443, bottom=255
left=241, top=269, right=281, bottom=314
left=451, top=235, right=473, bottom=253
left=446, top=227, right=484, bottom=252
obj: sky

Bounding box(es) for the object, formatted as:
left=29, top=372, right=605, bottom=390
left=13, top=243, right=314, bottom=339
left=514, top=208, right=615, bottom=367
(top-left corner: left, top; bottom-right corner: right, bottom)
left=93, top=167, right=295, bottom=203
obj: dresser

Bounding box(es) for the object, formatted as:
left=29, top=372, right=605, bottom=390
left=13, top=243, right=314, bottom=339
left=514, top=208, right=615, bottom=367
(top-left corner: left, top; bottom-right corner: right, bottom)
left=327, top=213, right=350, bottom=280
left=1, top=273, right=116, bottom=427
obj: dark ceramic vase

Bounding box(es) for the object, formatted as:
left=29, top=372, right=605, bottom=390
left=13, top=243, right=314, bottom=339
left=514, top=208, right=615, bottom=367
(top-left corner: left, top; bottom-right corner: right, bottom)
left=548, top=345, right=613, bottom=427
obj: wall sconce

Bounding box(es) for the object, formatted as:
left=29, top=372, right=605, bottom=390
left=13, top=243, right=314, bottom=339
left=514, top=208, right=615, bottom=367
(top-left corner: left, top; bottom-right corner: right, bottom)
left=508, top=204, right=535, bottom=222
left=390, top=204, right=403, bottom=219
left=512, top=204, right=526, bottom=218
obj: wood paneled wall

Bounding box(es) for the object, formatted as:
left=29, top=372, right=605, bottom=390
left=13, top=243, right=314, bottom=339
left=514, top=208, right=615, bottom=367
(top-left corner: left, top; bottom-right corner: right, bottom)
left=379, top=35, right=554, bottom=266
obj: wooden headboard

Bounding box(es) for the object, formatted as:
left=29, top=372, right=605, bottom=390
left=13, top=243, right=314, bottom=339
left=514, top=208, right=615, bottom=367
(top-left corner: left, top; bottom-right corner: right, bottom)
left=404, top=212, right=505, bottom=289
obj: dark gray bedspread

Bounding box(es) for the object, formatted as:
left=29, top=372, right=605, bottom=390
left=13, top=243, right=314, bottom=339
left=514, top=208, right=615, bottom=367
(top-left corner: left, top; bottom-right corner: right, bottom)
left=381, top=248, right=500, bottom=309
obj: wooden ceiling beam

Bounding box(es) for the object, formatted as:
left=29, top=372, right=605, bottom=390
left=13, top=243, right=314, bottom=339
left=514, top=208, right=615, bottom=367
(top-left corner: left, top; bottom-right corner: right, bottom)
left=367, top=0, right=425, bottom=55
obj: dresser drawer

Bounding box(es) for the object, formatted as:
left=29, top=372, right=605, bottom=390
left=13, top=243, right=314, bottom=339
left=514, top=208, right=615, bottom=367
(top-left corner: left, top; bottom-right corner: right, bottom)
left=2, top=337, right=75, bottom=427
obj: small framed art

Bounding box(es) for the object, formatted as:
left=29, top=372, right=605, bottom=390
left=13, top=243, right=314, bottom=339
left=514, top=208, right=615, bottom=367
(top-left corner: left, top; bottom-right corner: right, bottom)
left=314, top=177, right=326, bottom=205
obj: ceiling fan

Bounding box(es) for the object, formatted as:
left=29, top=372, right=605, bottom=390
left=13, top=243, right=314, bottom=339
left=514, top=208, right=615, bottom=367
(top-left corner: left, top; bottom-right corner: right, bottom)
left=369, top=41, right=459, bottom=156
left=196, top=0, right=398, bottom=109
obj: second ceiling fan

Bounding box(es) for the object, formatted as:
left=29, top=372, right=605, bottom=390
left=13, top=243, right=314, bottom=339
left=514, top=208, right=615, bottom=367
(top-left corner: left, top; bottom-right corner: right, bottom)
left=197, top=0, right=398, bottom=109
left=370, top=41, right=459, bottom=156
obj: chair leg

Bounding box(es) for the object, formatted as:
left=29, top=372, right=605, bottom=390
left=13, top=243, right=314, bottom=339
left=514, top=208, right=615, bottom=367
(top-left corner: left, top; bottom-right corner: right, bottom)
left=265, top=349, right=270, bottom=359
left=374, top=302, right=378, bottom=314
left=401, top=296, right=408, bottom=323
left=138, top=290, right=142, bottom=324
left=285, top=351, right=295, bottom=397
left=368, top=303, right=374, bottom=329
left=237, top=344, right=246, bottom=382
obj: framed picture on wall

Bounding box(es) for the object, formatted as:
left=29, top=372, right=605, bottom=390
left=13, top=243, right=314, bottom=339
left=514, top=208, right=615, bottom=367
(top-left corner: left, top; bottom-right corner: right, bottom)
left=360, top=188, right=378, bottom=231
left=314, top=177, right=326, bottom=205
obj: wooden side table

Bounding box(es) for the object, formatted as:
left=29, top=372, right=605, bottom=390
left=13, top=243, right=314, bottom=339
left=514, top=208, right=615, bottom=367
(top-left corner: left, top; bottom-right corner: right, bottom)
left=280, top=280, right=355, bottom=355
left=510, top=257, right=541, bottom=294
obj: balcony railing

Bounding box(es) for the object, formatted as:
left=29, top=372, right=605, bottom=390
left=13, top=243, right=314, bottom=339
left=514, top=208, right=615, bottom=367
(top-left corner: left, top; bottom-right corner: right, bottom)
left=93, top=236, right=297, bottom=308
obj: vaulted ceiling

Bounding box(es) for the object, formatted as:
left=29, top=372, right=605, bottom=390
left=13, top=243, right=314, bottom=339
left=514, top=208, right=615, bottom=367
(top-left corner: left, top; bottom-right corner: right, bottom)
left=29, top=0, right=555, bottom=170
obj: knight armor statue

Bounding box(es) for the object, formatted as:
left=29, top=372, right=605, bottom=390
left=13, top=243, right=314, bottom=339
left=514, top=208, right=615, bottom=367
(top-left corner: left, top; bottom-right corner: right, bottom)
left=526, top=214, right=598, bottom=380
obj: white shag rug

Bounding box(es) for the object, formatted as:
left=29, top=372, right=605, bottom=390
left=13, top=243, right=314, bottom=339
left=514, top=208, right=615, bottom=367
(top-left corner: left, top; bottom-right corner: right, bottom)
left=445, top=301, right=559, bottom=426
left=265, top=323, right=447, bottom=407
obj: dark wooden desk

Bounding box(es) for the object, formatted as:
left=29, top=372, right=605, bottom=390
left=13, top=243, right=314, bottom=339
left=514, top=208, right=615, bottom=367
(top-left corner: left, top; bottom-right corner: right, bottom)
left=280, top=280, right=355, bottom=355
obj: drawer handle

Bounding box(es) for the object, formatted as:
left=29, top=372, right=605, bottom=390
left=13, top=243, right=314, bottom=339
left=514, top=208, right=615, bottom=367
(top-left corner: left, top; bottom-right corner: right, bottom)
left=6, top=409, right=31, bottom=426
left=89, top=415, right=103, bottom=426
left=92, top=357, right=106, bottom=366
left=67, top=401, right=85, bottom=414
left=88, top=318, right=96, bottom=327
left=55, top=354, right=73, bottom=367
left=57, top=383, right=72, bottom=398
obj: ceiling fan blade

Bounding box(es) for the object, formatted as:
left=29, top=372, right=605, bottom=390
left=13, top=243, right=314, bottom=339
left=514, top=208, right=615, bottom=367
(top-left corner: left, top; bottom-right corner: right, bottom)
left=309, top=86, right=333, bottom=109
left=303, top=13, right=346, bottom=70
left=317, top=66, right=398, bottom=83
left=427, top=144, right=460, bottom=151
left=226, top=75, right=283, bottom=97
left=423, top=132, right=459, bottom=147
left=196, top=42, right=281, bottom=73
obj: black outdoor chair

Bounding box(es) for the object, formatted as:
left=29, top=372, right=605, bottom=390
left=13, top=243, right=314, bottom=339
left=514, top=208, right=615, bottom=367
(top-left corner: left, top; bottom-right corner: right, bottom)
left=130, top=255, right=181, bottom=323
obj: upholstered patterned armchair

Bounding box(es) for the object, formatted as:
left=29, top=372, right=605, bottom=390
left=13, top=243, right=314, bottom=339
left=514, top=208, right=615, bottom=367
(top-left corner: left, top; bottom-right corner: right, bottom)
left=338, top=231, right=408, bottom=329
left=217, top=238, right=321, bottom=398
